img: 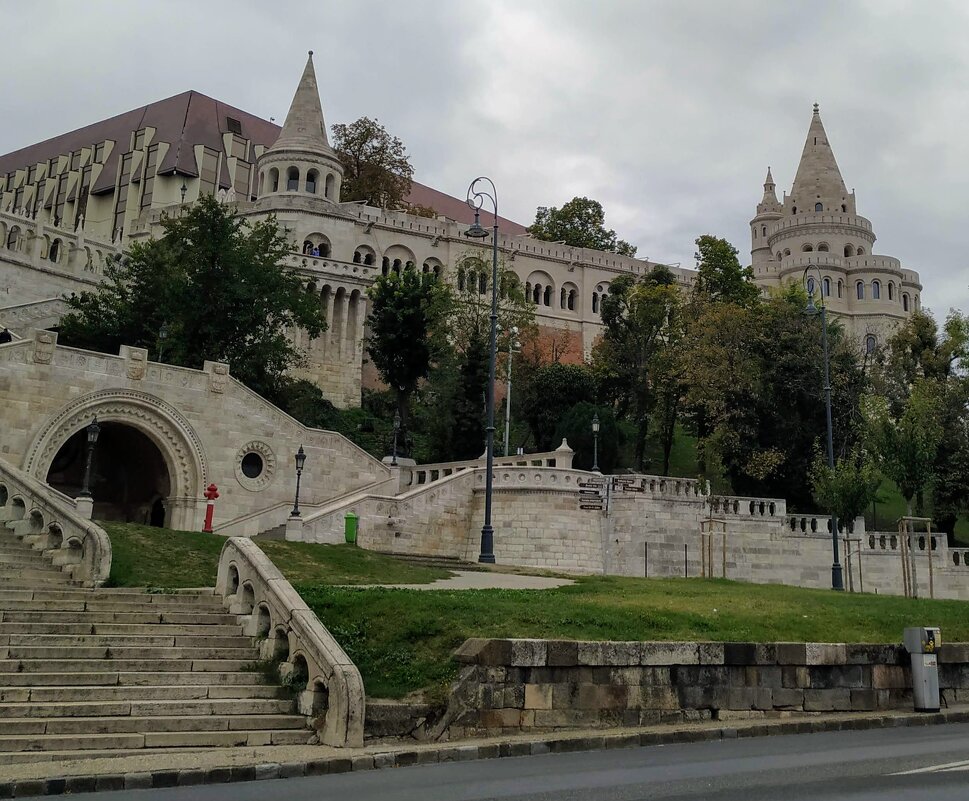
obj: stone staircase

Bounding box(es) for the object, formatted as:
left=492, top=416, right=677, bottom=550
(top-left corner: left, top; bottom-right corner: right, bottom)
left=0, top=526, right=314, bottom=764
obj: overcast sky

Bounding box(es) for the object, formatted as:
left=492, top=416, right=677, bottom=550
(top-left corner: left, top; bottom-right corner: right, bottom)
left=3, top=0, right=967, bottom=314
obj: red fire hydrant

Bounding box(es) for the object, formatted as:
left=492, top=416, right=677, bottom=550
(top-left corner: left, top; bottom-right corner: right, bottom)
left=202, top=483, right=219, bottom=533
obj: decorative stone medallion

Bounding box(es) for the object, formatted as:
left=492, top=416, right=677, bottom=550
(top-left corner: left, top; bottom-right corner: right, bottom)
left=235, top=440, right=277, bottom=491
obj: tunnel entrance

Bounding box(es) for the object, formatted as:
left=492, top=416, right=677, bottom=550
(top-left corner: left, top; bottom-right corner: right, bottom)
left=46, top=422, right=173, bottom=526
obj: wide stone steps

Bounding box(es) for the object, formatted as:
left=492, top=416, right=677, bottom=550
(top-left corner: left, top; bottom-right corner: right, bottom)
left=0, top=683, right=279, bottom=703
left=0, top=658, right=253, bottom=674
left=0, top=531, right=316, bottom=759
left=0, top=622, right=244, bottom=636
left=0, top=670, right=269, bottom=687
left=0, top=698, right=296, bottom=719
left=0, top=728, right=312, bottom=753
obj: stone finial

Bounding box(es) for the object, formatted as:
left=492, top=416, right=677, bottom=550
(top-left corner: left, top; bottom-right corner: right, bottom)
left=813, top=102, right=820, bottom=113
left=555, top=438, right=574, bottom=453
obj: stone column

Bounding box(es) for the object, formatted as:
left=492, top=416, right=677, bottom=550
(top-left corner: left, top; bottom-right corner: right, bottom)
left=338, top=293, right=351, bottom=361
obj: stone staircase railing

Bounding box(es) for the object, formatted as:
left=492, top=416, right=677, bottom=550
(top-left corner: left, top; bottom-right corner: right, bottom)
left=0, top=457, right=112, bottom=587
left=0, top=297, right=69, bottom=335
left=403, top=439, right=575, bottom=489
left=216, top=537, right=365, bottom=748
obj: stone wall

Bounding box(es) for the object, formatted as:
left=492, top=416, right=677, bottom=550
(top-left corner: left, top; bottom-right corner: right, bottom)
left=445, top=637, right=965, bottom=738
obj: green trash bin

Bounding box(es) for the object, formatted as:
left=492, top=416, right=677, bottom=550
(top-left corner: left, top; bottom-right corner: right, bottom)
left=344, top=512, right=359, bottom=545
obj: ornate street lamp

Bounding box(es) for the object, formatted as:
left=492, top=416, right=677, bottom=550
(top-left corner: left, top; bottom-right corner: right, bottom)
left=503, top=326, right=521, bottom=457
left=803, top=265, right=845, bottom=591
left=180, top=182, right=188, bottom=204
left=78, top=417, right=101, bottom=499
left=464, top=176, right=499, bottom=564
left=157, top=322, right=169, bottom=363
left=290, top=445, right=307, bottom=518
left=591, top=412, right=601, bottom=473
left=391, top=410, right=401, bottom=467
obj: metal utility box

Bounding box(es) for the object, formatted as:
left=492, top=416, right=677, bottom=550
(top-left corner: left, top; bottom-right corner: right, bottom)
left=903, top=626, right=941, bottom=712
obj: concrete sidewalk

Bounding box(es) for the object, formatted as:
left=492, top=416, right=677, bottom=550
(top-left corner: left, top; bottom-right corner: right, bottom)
left=3, top=705, right=968, bottom=796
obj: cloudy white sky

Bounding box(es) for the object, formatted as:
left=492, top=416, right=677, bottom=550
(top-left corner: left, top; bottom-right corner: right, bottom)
left=3, top=0, right=967, bottom=314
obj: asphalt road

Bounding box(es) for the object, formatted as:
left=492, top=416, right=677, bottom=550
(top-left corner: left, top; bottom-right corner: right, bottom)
left=67, top=722, right=969, bottom=800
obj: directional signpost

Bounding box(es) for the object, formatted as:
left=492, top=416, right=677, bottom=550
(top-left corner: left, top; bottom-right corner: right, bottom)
left=578, top=477, right=606, bottom=511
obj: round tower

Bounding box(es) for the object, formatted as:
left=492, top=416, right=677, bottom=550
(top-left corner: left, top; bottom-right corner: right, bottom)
left=750, top=167, right=783, bottom=278
left=256, top=51, right=344, bottom=203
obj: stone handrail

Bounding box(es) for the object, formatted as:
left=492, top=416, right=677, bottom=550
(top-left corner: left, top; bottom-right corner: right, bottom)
left=787, top=514, right=865, bottom=537
left=711, top=495, right=786, bottom=518
left=216, top=537, right=364, bottom=748
left=0, top=297, right=69, bottom=334
left=0, top=456, right=111, bottom=587
left=406, top=440, right=575, bottom=488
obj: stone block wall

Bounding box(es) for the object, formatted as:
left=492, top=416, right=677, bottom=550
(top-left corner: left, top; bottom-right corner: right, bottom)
left=444, top=637, right=967, bottom=738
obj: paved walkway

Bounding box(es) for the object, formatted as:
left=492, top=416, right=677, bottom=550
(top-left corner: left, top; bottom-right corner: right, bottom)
left=369, top=570, right=574, bottom=590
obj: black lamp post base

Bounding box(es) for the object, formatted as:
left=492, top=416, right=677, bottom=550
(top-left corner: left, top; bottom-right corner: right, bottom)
left=479, top=524, right=496, bottom=564
left=831, top=563, right=845, bottom=591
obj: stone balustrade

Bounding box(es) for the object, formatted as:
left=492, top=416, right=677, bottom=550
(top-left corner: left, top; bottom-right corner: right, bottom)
left=406, top=440, right=575, bottom=488
left=787, top=514, right=865, bottom=537
left=0, top=298, right=69, bottom=335
left=710, top=495, right=785, bottom=518
left=0, top=457, right=111, bottom=587
left=216, top=537, right=365, bottom=748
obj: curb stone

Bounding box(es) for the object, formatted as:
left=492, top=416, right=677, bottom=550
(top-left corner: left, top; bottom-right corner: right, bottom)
left=5, top=708, right=969, bottom=796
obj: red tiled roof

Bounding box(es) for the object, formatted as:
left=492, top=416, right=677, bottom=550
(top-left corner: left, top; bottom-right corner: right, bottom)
left=0, top=92, right=529, bottom=231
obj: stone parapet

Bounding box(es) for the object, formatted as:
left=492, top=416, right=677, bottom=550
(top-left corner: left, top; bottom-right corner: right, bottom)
left=443, top=637, right=966, bottom=737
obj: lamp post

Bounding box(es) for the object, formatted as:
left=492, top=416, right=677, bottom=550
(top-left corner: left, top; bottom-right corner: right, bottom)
left=464, top=176, right=499, bottom=564
left=157, top=322, right=169, bottom=363
left=78, top=417, right=101, bottom=499
left=391, top=410, right=401, bottom=467
left=180, top=182, right=188, bottom=204
left=591, top=412, right=601, bottom=473
left=503, top=326, right=520, bottom=457
left=803, top=265, right=845, bottom=591
left=290, top=445, right=306, bottom=518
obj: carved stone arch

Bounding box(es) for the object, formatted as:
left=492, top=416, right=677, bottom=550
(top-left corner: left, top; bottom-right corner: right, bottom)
left=24, top=390, right=207, bottom=529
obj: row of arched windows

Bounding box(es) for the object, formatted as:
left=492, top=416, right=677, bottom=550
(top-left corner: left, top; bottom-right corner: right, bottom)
left=384, top=256, right=443, bottom=281
left=776, top=244, right=867, bottom=260
left=260, top=166, right=336, bottom=199
left=806, top=273, right=919, bottom=310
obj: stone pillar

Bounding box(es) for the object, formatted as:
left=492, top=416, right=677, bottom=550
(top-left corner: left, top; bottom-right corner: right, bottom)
left=338, top=292, right=351, bottom=361
left=323, top=291, right=336, bottom=357
left=285, top=515, right=304, bottom=541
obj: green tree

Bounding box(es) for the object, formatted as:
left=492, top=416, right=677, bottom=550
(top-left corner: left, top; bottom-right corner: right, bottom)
left=555, top=402, right=621, bottom=473
left=59, top=195, right=326, bottom=397
left=864, top=379, right=944, bottom=515
left=331, top=117, right=414, bottom=209
left=365, top=269, right=451, bottom=445
left=682, top=285, right=866, bottom=508
left=692, top=235, right=761, bottom=307
left=527, top=196, right=637, bottom=256
left=593, top=266, right=681, bottom=470
left=809, top=447, right=882, bottom=530
left=519, top=363, right=598, bottom=451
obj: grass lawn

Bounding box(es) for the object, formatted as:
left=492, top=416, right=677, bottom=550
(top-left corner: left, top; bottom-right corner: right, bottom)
left=298, top=575, right=969, bottom=699
left=99, top=522, right=450, bottom=588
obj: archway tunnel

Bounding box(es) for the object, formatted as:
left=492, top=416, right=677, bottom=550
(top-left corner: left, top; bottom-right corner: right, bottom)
left=46, top=422, right=172, bottom=526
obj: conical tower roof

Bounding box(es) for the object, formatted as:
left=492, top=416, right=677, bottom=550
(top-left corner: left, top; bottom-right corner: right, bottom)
left=789, top=104, right=849, bottom=210
left=268, top=51, right=333, bottom=157
left=756, top=166, right=782, bottom=215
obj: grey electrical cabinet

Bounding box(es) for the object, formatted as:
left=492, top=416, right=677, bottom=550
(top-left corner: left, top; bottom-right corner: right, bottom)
left=903, top=627, right=941, bottom=712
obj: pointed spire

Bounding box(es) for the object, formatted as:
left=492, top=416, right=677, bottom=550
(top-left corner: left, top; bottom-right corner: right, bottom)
left=789, top=103, right=849, bottom=211
left=764, top=167, right=774, bottom=188
left=756, top=166, right=781, bottom=215
left=269, top=51, right=333, bottom=157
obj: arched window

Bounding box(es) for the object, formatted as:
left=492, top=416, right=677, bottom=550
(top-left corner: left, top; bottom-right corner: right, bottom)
left=305, top=170, right=318, bottom=194
left=902, top=293, right=910, bottom=312
left=762, top=225, right=767, bottom=236
left=406, top=260, right=415, bottom=272
left=458, top=268, right=466, bottom=291
left=567, top=289, right=577, bottom=311
left=560, top=287, right=567, bottom=309
left=478, top=273, right=487, bottom=294
left=844, top=244, right=854, bottom=257
left=872, top=280, right=881, bottom=300
left=802, top=243, right=813, bottom=252
left=49, top=238, right=61, bottom=263
left=817, top=242, right=829, bottom=252
left=365, top=253, right=375, bottom=266
left=532, top=283, right=541, bottom=305
left=865, top=335, right=877, bottom=355
left=856, top=247, right=865, bottom=255
left=888, top=282, right=895, bottom=300
left=822, top=277, right=831, bottom=297
left=753, top=228, right=757, bottom=240
left=269, top=168, right=279, bottom=192
left=592, top=292, right=599, bottom=314
left=287, top=167, right=299, bottom=191
left=325, top=173, right=335, bottom=199
left=837, top=280, right=843, bottom=298
left=467, top=270, right=476, bottom=291
left=856, top=281, right=865, bottom=300
left=303, top=240, right=314, bottom=255
left=815, top=202, right=823, bottom=212
left=433, top=264, right=442, bottom=280
left=381, top=257, right=390, bottom=276
left=393, top=259, right=402, bottom=274
left=792, top=206, right=797, bottom=214
left=806, top=276, right=816, bottom=296
left=353, top=251, right=362, bottom=264
left=841, top=204, right=847, bottom=212
left=776, top=252, right=783, bottom=262
left=784, top=249, right=791, bottom=256
left=543, top=286, right=552, bottom=306
left=525, top=281, right=532, bottom=300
